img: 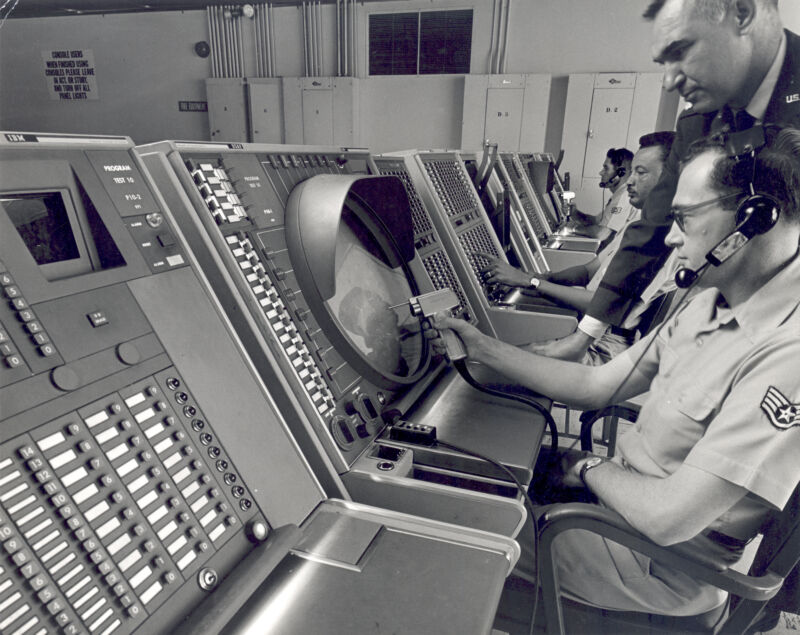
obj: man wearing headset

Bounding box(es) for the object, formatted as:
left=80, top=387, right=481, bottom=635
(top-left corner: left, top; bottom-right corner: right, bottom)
left=433, top=127, right=800, bottom=616
left=582, top=0, right=800, bottom=349
left=571, top=147, right=634, bottom=232
left=480, top=133, right=675, bottom=365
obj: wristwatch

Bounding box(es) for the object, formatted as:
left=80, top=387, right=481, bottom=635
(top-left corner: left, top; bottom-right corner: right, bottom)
left=579, top=456, right=608, bottom=487
left=528, top=276, right=541, bottom=289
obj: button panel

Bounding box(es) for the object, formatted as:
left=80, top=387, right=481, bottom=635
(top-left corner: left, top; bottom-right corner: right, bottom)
left=0, top=263, right=63, bottom=387
left=0, top=368, right=266, bottom=634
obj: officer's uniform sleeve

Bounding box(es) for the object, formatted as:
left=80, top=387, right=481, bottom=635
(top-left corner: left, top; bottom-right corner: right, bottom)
left=684, top=334, right=800, bottom=510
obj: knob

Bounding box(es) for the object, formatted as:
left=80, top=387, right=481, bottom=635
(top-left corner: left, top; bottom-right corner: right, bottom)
left=145, top=213, right=164, bottom=228
left=246, top=520, right=269, bottom=543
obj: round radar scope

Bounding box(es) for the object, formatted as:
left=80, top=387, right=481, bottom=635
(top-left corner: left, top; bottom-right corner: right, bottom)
left=285, top=174, right=431, bottom=390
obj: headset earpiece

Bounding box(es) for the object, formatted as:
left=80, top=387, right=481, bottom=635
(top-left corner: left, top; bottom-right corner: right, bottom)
left=734, top=193, right=780, bottom=235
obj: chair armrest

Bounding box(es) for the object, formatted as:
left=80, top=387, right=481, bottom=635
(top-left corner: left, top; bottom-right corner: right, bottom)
left=536, top=503, right=783, bottom=601
left=579, top=406, right=639, bottom=453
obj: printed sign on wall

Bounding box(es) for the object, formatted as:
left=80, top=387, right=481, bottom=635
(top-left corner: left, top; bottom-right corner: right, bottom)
left=42, top=49, right=98, bottom=101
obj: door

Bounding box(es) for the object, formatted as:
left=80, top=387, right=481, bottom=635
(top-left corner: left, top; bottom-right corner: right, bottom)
left=581, top=87, right=634, bottom=185
left=302, top=88, right=334, bottom=145
left=484, top=88, right=525, bottom=150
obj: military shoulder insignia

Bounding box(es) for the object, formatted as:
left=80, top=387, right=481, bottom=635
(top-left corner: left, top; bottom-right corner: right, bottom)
left=761, top=386, right=800, bottom=429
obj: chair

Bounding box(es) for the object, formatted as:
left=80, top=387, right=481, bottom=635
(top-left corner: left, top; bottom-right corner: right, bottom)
left=535, top=407, right=800, bottom=635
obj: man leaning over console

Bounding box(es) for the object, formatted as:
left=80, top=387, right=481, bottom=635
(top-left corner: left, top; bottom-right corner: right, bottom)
left=431, top=127, right=800, bottom=616
left=583, top=0, right=800, bottom=340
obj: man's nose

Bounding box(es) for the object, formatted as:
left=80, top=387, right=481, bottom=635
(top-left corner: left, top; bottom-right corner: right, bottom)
left=665, top=220, right=682, bottom=247
left=662, top=64, right=685, bottom=93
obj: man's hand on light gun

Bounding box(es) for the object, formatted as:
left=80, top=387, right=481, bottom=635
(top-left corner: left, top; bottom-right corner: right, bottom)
left=409, top=289, right=467, bottom=361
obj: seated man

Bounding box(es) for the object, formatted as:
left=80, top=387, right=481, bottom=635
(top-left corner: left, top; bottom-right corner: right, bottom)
left=482, top=133, right=674, bottom=364
left=571, top=147, right=634, bottom=232
left=434, top=127, right=800, bottom=616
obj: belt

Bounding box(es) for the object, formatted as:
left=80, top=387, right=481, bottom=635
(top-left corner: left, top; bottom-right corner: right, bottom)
left=609, top=325, right=638, bottom=339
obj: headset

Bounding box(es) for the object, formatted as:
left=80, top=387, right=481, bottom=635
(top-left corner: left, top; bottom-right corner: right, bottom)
left=675, top=125, right=781, bottom=288
left=599, top=149, right=631, bottom=188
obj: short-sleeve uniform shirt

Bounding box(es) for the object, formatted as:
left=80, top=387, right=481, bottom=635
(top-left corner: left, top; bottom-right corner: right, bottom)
left=615, top=254, right=800, bottom=540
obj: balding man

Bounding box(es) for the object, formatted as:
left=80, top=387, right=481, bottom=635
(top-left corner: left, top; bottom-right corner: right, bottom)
left=582, top=0, right=800, bottom=343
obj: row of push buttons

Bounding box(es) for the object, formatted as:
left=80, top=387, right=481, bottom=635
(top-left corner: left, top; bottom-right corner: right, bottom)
left=161, top=372, right=253, bottom=519
left=424, top=159, right=477, bottom=220
left=75, top=386, right=217, bottom=584
left=225, top=233, right=335, bottom=417
left=187, top=161, right=247, bottom=226
left=0, top=266, right=56, bottom=370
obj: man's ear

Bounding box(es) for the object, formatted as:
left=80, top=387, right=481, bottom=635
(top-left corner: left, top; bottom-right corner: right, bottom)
left=733, top=0, right=757, bottom=32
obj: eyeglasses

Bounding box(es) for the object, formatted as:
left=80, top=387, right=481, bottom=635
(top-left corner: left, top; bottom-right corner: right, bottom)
left=667, top=192, right=742, bottom=232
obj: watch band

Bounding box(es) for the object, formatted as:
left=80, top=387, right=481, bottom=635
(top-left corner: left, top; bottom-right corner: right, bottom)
left=579, top=457, right=608, bottom=487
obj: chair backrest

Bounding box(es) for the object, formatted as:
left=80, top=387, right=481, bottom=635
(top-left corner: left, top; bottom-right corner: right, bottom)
left=725, top=479, right=800, bottom=631
left=748, top=480, right=800, bottom=609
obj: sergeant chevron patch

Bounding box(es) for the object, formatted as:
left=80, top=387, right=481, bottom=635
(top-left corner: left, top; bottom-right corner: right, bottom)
left=761, top=386, right=800, bottom=429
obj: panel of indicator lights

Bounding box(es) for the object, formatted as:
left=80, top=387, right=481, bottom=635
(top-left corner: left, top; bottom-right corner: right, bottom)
left=186, top=158, right=338, bottom=413
left=188, top=162, right=247, bottom=226
left=0, top=369, right=264, bottom=635
left=224, top=231, right=336, bottom=417
left=185, top=156, right=385, bottom=458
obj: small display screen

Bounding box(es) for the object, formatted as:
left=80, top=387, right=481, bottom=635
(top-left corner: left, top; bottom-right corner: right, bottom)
left=327, top=209, right=424, bottom=379
left=2, top=192, right=80, bottom=265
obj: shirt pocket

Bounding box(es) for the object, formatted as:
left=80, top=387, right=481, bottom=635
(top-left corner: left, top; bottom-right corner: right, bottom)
left=674, top=386, right=718, bottom=422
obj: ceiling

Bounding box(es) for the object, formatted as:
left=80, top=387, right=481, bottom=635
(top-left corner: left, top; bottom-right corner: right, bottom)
left=6, top=0, right=349, bottom=19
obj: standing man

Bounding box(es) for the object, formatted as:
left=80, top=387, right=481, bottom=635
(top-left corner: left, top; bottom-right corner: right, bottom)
left=583, top=0, right=800, bottom=341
